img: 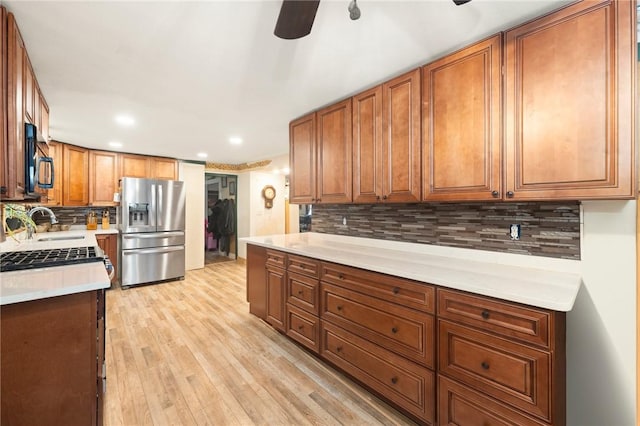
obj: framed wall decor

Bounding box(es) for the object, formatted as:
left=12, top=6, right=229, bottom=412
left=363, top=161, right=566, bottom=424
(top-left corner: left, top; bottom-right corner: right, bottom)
left=229, top=181, right=236, bottom=196
left=221, top=176, right=228, bottom=188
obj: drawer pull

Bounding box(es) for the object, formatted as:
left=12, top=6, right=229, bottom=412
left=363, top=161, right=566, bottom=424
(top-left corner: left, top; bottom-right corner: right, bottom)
left=391, top=327, right=398, bottom=334
left=481, top=361, right=490, bottom=370
left=481, top=309, right=490, bottom=320
left=298, top=325, right=304, bottom=330
left=338, top=274, right=345, bottom=280
left=336, top=346, right=343, bottom=353
left=297, top=290, right=303, bottom=295
left=300, top=264, right=305, bottom=269
left=336, top=305, right=343, bottom=312
left=390, top=377, right=398, bottom=384
left=392, top=287, right=400, bottom=295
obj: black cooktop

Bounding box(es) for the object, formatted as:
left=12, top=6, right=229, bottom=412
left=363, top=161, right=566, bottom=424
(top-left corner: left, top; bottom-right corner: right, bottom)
left=0, top=247, right=103, bottom=272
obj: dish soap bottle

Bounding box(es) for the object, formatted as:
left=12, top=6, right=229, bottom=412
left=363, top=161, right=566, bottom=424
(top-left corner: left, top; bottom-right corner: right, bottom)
left=102, top=210, right=110, bottom=229
left=86, top=211, right=98, bottom=230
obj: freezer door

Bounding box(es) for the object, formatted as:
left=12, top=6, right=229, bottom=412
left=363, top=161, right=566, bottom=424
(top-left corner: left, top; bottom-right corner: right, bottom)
left=120, top=231, right=185, bottom=250
left=121, top=245, right=185, bottom=286
left=157, top=180, right=185, bottom=232
left=120, top=177, right=157, bottom=233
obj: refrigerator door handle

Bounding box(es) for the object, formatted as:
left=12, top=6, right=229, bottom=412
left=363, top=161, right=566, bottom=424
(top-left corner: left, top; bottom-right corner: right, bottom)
left=123, top=231, right=184, bottom=239
left=122, top=246, right=184, bottom=256
left=150, top=184, right=156, bottom=227
left=157, top=184, right=163, bottom=227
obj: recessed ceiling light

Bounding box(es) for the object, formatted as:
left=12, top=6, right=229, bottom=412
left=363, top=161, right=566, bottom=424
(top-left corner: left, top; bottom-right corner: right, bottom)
left=273, top=169, right=280, bottom=175
left=108, top=141, right=123, bottom=148
left=282, top=167, right=290, bottom=175
left=115, top=115, right=135, bottom=127
left=229, top=137, right=243, bottom=145
left=197, top=152, right=208, bottom=158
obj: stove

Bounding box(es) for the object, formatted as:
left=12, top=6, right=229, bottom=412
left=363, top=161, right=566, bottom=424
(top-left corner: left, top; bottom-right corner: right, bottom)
left=0, top=247, right=104, bottom=272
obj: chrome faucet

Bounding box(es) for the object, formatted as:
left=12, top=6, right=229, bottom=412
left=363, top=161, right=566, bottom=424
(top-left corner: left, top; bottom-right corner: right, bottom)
left=26, top=206, right=58, bottom=239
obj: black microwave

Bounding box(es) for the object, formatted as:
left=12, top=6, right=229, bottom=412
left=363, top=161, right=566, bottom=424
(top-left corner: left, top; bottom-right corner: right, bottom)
left=25, top=122, right=54, bottom=198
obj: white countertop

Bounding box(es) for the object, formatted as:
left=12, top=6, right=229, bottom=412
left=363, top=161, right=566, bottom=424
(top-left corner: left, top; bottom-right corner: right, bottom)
left=0, top=227, right=116, bottom=305
left=240, top=232, right=582, bottom=312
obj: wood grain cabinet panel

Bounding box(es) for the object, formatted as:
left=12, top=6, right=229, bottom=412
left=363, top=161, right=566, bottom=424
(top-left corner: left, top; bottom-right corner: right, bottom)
left=438, top=375, right=546, bottom=426
left=286, top=304, right=320, bottom=353
left=504, top=0, right=635, bottom=200
left=151, top=157, right=178, bottom=180
left=382, top=69, right=421, bottom=203
left=120, top=153, right=150, bottom=178
left=287, top=254, right=319, bottom=278
left=287, top=271, right=319, bottom=315
left=422, top=35, right=502, bottom=201
left=321, top=321, right=435, bottom=424
left=316, top=98, right=353, bottom=203
left=89, top=150, right=119, bottom=206
left=5, top=12, right=25, bottom=200
left=96, top=233, right=117, bottom=284
left=24, top=56, right=34, bottom=123
left=62, top=144, right=89, bottom=206
left=289, top=113, right=316, bottom=203
left=44, top=141, right=63, bottom=206
left=266, top=251, right=287, bottom=332
left=0, top=7, right=6, bottom=199
left=353, top=85, right=383, bottom=203
left=438, top=320, right=551, bottom=422
left=322, top=282, right=435, bottom=368
left=246, top=244, right=268, bottom=319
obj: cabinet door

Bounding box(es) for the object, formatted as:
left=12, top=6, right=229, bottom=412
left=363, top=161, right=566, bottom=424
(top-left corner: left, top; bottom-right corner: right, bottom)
left=62, top=144, right=89, bottom=206
left=5, top=13, right=26, bottom=200
left=353, top=85, right=383, bottom=203
left=45, top=141, right=63, bottom=206
left=316, top=98, right=352, bottom=203
left=151, top=157, right=177, bottom=180
left=505, top=0, right=634, bottom=200
left=40, top=96, right=49, bottom=142
left=382, top=69, right=421, bottom=202
left=246, top=244, right=268, bottom=319
left=289, top=113, right=316, bottom=203
left=422, top=35, right=502, bottom=201
left=89, top=150, right=119, bottom=206
left=266, top=266, right=286, bottom=332
left=120, top=153, right=150, bottom=178
left=24, top=56, right=34, bottom=123
left=96, top=234, right=117, bottom=284
left=0, top=7, right=7, bottom=199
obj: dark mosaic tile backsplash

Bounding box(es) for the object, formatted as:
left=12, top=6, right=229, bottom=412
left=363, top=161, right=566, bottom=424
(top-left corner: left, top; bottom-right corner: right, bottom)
left=310, top=202, right=581, bottom=260
left=30, top=207, right=117, bottom=226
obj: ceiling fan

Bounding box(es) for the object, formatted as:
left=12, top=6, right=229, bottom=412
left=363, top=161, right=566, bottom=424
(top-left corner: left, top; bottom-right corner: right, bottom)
left=274, top=0, right=472, bottom=40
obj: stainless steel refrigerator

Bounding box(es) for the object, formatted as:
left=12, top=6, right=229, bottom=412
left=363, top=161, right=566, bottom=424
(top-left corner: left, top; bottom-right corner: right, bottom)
left=119, top=177, right=186, bottom=287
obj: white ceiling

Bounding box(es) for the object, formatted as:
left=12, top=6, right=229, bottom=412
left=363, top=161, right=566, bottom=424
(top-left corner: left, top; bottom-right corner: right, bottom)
left=4, top=0, right=572, bottom=164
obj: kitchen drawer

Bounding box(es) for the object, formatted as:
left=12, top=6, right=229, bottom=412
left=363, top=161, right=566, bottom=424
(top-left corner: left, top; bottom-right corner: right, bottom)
left=322, top=283, right=435, bottom=368
left=287, top=272, right=319, bottom=315
left=321, top=321, right=435, bottom=424
left=321, top=262, right=434, bottom=314
left=438, top=320, right=551, bottom=422
left=438, top=288, right=554, bottom=349
left=287, top=254, right=320, bottom=278
left=438, top=376, right=546, bottom=426
left=266, top=249, right=286, bottom=269
left=286, top=304, right=320, bottom=353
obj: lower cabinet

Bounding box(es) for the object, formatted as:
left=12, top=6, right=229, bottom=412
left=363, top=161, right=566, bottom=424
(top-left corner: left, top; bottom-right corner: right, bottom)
left=245, top=244, right=566, bottom=425
left=0, top=290, right=106, bottom=426
left=95, top=233, right=117, bottom=284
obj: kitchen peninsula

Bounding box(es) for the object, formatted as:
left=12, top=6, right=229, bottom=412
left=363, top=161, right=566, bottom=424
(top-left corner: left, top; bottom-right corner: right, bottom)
left=243, top=232, right=580, bottom=424
left=0, top=228, right=113, bottom=426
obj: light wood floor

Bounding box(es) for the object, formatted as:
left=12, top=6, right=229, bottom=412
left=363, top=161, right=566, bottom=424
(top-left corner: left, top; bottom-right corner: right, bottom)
left=104, top=261, right=416, bottom=426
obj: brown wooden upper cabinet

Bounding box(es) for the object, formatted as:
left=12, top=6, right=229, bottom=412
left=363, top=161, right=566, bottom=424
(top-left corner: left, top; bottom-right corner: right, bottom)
left=62, top=144, right=89, bottom=206
left=89, top=150, right=119, bottom=206
left=382, top=69, right=422, bottom=203
left=45, top=141, right=63, bottom=206
left=422, top=35, right=502, bottom=202
left=120, top=153, right=151, bottom=178
left=151, top=157, right=178, bottom=180
left=353, top=86, right=383, bottom=203
left=290, top=99, right=353, bottom=204
left=504, top=0, right=634, bottom=200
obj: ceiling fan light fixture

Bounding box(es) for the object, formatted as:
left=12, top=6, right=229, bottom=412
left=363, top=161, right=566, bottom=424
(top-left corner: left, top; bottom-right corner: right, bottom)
left=452, top=0, right=472, bottom=5
left=348, top=0, right=361, bottom=20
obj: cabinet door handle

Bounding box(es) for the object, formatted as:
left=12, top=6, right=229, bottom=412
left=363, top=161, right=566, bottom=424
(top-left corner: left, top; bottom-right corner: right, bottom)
left=491, top=190, right=499, bottom=198
left=376, top=195, right=380, bottom=201
left=390, top=377, right=398, bottom=384
left=506, top=191, right=514, bottom=198
left=392, top=287, right=400, bottom=295
left=391, top=327, right=398, bottom=334
left=317, top=198, right=321, bottom=202
left=481, top=362, right=490, bottom=370
left=481, top=310, right=490, bottom=320
left=382, top=195, right=388, bottom=200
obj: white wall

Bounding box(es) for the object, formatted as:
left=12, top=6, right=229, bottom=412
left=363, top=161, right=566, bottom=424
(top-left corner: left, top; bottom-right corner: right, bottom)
left=567, top=200, right=636, bottom=425
left=237, top=170, right=288, bottom=259
left=179, top=162, right=205, bottom=270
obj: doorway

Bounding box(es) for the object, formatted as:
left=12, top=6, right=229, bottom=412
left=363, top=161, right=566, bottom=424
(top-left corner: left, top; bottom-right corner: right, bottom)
left=204, top=173, right=237, bottom=265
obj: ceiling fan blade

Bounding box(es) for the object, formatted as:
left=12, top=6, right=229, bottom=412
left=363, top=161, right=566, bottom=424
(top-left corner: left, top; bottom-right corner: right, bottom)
left=274, top=0, right=321, bottom=40
left=452, top=0, right=472, bottom=5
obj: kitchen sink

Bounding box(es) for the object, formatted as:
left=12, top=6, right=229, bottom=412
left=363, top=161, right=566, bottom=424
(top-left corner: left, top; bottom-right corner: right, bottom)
left=37, top=235, right=86, bottom=242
